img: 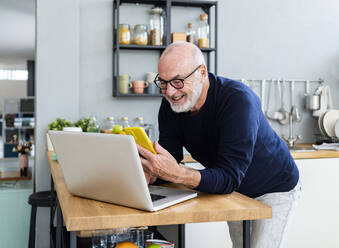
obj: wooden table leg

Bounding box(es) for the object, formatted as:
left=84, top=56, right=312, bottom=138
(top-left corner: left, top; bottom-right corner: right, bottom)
left=178, top=224, right=185, bottom=248
left=243, top=220, right=250, bottom=248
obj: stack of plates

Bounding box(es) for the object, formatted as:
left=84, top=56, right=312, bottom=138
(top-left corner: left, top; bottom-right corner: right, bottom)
left=318, top=109, right=339, bottom=138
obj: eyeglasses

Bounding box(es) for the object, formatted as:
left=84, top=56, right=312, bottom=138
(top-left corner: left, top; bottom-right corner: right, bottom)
left=154, top=64, right=202, bottom=90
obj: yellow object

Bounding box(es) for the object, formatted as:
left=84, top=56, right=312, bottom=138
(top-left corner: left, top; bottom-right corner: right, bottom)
left=115, top=241, right=138, bottom=248
left=198, top=38, right=209, bottom=48
left=119, top=131, right=126, bottom=135
left=134, top=36, right=148, bottom=45
left=119, top=25, right=131, bottom=45
left=124, top=127, right=157, bottom=154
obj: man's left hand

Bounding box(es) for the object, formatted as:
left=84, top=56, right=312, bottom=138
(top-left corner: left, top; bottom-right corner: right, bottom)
left=137, top=141, right=182, bottom=183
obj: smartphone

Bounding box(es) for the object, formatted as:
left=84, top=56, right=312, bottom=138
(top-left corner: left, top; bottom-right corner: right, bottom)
left=123, top=126, right=157, bottom=154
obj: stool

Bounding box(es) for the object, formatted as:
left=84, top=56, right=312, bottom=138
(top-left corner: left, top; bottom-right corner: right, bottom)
left=28, top=190, right=56, bottom=248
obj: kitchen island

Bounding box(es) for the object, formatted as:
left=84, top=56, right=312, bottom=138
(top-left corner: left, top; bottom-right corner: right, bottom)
left=47, top=151, right=272, bottom=248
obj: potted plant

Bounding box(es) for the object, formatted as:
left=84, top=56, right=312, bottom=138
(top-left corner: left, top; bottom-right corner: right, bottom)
left=46, top=118, right=74, bottom=151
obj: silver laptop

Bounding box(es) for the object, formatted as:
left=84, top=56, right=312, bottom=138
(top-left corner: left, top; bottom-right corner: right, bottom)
left=48, top=130, right=197, bottom=211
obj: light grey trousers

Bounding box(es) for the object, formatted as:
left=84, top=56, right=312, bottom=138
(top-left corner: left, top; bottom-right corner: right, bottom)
left=227, top=180, right=301, bottom=248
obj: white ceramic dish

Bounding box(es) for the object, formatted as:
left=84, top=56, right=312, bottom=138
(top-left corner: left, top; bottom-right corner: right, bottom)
left=318, top=111, right=327, bottom=137
left=322, top=109, right=339, bottom=138
left=334, top=119, right=339, bottom=138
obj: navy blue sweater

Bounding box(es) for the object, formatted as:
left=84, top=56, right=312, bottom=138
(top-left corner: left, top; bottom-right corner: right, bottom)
left=158, top=73, right=299, bottom=198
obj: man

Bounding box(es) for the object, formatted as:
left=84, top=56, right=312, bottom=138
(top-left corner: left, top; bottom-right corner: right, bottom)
left=137, top=41, right=301, bottom=248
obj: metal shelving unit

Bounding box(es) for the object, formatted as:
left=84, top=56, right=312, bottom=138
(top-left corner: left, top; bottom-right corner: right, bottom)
left=113, top=0, right=218, bottom=97
left=2, top=97, right=34, bottom=158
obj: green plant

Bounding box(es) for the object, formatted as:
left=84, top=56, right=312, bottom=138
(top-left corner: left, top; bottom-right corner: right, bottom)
left=48, top=118, right=74, bottom=131
left=74, top=117, right=99, bottom=132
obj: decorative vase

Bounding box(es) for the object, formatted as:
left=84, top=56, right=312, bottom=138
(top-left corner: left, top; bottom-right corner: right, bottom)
left=19, top=153, right=28, bottom=177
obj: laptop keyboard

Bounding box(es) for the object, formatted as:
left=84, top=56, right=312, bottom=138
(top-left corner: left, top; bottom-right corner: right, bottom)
left=150, top=193, right=166, bottom=202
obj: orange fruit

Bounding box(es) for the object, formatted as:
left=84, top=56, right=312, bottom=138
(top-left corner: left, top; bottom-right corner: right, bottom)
left=115, top=241, right=138, bottom=248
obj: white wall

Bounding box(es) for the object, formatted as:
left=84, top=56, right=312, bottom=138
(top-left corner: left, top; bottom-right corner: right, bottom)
left=35, top=0, right=339, bottom=247
left=36, top=0, right=80, bottom=247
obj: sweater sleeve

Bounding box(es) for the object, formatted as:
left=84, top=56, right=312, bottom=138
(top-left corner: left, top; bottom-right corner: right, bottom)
left=158, top=99, right=183, bottom=163
left=195, top=91, right=261, bottom=194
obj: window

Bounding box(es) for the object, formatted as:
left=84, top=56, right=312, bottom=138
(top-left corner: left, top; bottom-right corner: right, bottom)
left=0, top=69, right=28, bottom=80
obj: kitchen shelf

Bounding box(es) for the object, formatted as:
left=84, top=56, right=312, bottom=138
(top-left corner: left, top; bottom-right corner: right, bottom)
left=118, top=0, right=217, bottom=8
left=113, top=0, right=218, bottom=97
left=115, top=44, right=215, bottom=52
left=115, top=44, right=166, bottom=50
left=114, top=93, right=163, bottom=97
left=5, top=127, right=34, bottom=130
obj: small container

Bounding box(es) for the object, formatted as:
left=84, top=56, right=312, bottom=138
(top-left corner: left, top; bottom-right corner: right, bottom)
left=87, top=116, right=100, bottom=133
left=197, top=14, right=209, bottom=48
left=186, top=22, right=196, bottom=44
left=119, top=24, right=131, bottom=45
left=100, top=117, right=115, bottom=134
left=149, top=7, right=164, bottom=45
left=120, top=117, right=130, bottom=128
left=133, top=116, right=145, bottom=127
left=133, top=24, right=148, bottom=45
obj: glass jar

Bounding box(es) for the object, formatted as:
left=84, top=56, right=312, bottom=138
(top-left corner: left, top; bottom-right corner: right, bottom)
left=100, top=117, right=115, bottom=134
left=186, top=22, right=196, bottom=44
left=149, top=7, right=164, bottom=46
left=132, top=116, right=145, bottom=127
left=197, top=14, right=209, bottom=48
left=133, top=24, right=148, bottom=45
left=120, top=116, right=130, bottom=128
left=119, top=24, right=131, bottom=45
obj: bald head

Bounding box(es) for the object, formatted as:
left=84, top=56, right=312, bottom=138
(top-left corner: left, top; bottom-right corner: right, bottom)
left=158, top=42, right=205, bottom=78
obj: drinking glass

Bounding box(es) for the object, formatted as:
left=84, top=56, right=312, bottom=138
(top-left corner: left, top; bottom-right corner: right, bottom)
left=92, top=230, right=108, bottom=248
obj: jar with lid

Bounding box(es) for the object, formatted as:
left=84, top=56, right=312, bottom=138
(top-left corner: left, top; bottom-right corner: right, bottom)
left=87, top=116, right=100, bottom=133
left=149, top=7, right=164, bottom=46
left=197, top=14, right=209, bottom=48
left=119, top=24, right=131, bottom=45
left=100, top=117, right=115, bottom=134
left=186, top=22, right=196, bottom=44
left=133, top=116, right=145, bottom=127
left=133, top=24, right=148, bottom=45
left=120, top=116, right=130, bottom=128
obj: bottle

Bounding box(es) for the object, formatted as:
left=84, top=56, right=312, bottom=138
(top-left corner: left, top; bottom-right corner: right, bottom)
left=133, top=24, right=148, bottom=45
left=87, top=116, right=100, bottom=133
left=186, top=23, right=196, bottom=44
left=197, top=14, right=209, bottom=48
left=149, top=7, right=164, bottom=46
left=120, top=117, right=130, bottom=128
left=133, top=116, right=145, bottom=127
left=100, top=117, right=115, bottom=134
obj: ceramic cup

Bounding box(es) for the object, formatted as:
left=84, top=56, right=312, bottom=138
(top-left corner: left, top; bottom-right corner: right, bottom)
left=119, top=74, right=132, bottom=94
left=132, top=80, right=149, bottom=94
left=146, top=72, right=157, bottom=84
left=146, top=81, right=160, bottom=94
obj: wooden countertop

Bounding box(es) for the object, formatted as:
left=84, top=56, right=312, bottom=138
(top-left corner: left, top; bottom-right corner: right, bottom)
left=182, top=144, right=339, bottom=163
left=47, top=152, right=271, bottom=232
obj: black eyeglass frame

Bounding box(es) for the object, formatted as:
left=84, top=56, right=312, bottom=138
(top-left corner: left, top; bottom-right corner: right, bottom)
left=154, top=64, right=202, bottom=90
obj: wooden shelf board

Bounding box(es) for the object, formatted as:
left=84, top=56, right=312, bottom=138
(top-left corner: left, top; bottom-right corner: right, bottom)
left=0, top=171, right=30, bottom=181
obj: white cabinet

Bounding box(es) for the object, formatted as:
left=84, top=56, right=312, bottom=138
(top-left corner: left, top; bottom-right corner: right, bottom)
left=283, top=158, right=339, bottom=247
left=184, top=158, right=339, bottom=248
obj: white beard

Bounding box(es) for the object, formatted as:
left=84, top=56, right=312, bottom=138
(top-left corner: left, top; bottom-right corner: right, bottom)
left=166, top=80, right=203, bottom=113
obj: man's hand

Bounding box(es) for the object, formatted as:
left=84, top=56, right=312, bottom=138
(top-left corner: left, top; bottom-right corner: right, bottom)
left=137, top=141, right=201, bottom=189
left=143, top=169, right=157, bottom=184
